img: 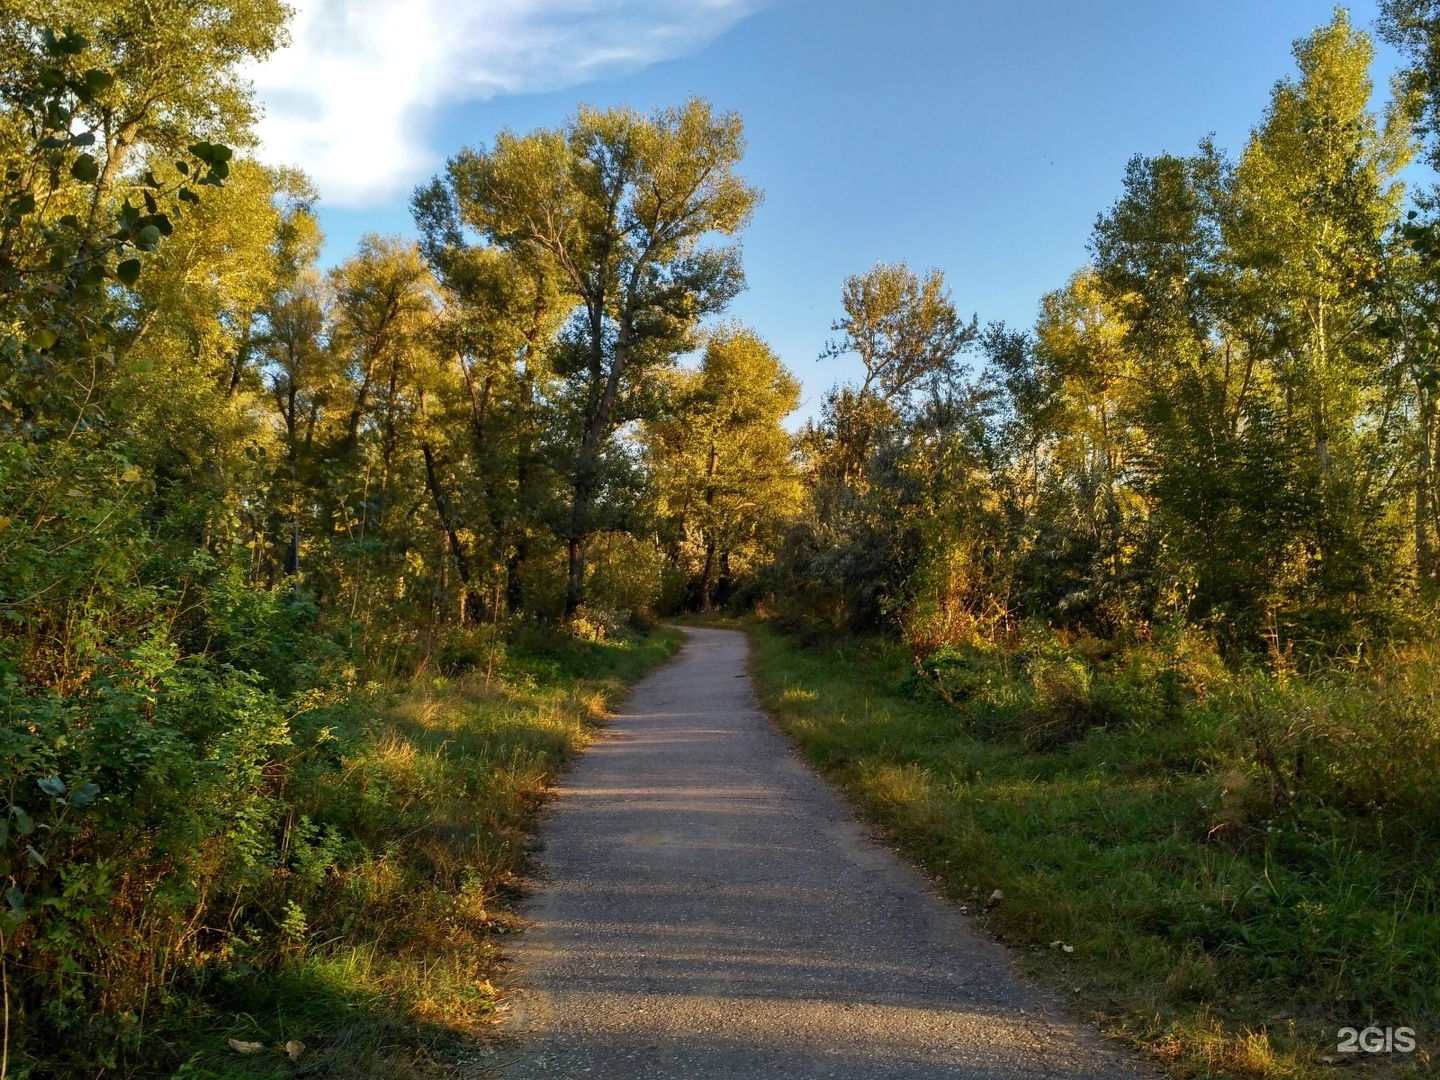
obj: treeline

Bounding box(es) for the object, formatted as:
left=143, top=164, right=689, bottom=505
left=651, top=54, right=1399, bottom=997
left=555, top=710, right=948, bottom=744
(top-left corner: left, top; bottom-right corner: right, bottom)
left=778, top=10, right=1440, bottom=660
left=765, top=12, right=1440, bottom=1068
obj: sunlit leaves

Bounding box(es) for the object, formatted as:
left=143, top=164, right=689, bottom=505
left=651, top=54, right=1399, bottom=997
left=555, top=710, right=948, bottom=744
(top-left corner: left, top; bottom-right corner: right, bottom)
left=436, top=98, right=759, bottom=615
left=646, top=326, right=802, bottom=608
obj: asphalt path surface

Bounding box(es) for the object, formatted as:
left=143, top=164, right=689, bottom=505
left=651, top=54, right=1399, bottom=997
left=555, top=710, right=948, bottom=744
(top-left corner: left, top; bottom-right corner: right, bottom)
left=497, top=626, right=1153, bottom=1079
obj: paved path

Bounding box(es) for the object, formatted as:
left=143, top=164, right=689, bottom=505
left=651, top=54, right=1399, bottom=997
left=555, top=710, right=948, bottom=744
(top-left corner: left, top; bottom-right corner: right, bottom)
left=498, top=626, right=1152, bottom=1079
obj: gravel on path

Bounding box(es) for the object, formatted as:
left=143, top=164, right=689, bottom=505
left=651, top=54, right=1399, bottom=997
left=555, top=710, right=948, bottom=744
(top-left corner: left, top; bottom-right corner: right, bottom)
left=496, top=626, right=1154, bottom=1079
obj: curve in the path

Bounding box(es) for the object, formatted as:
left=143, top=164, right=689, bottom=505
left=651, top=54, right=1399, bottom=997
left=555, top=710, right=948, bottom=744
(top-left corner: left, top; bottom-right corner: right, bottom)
left=499, top=626, right=1153, bottom=1079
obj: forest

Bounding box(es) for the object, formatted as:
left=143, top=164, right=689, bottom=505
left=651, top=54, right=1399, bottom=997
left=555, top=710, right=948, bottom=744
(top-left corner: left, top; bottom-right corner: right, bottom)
left=2, top=0, right=1439, bottom=1077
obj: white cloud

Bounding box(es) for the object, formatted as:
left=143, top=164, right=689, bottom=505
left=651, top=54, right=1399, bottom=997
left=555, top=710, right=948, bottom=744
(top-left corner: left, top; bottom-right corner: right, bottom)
left=245, top=0, right=765, bottom=207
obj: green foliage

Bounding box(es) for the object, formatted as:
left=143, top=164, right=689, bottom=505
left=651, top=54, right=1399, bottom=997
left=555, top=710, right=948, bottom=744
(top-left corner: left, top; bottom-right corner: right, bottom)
left=0, top=19, right=711, bottom=1071
left=646, top=326, right=802, bottom=611
left=9, top=0, right=1440, bottom=1075
left=782, top=11, right=1435, bottom=658
left=779, top=263, right=985, bottom=633
left=1, top=586, right=678, bottom=1074
left=433, top=98, right=760, bottom=617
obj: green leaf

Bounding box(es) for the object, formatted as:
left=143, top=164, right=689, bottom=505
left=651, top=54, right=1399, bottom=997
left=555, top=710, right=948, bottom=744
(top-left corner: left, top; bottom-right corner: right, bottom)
left=178, top=187, right=201, bottom=204
left=37, top=776, right=65, bottom=799
left=5, top=887, right=23, bottom=914
left=137, top=224, right=162, bottom=248
left=43, top=29, right=87, bottom=56
left=82, top=69, right=113, bottom=96
left=70, top=782, right=100, bottom=809
left=115, top=258, right=142, bottom=287
left=11, top=807, right=33, bottom=837
left=29, top=328, right=59, bottom=351
left=7, top=193, right=36, bottom=219
left=71, top=153, right=99, bottom=183
left=174, top=160, right=189, bottom=176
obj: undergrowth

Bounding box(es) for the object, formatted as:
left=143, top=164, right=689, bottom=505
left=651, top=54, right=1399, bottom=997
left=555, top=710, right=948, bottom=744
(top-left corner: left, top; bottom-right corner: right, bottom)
left=746, top=619, right=1438, bottom=1080
left=2, top=623, right=681, bottom=1079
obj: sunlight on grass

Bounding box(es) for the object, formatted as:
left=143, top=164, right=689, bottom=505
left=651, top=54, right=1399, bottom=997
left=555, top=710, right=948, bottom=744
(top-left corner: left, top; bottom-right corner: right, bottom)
left=177, top=627, right=683, bottom=1078
left=778, top=686, right=819, bottom=704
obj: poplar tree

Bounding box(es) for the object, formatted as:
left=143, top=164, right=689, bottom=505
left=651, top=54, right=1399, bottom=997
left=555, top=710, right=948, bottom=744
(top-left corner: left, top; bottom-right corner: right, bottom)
left=647, top=327, right=801, bottom=610
left=1226, top=11, right=1413, bottom=626
left=431, top=99, right=759, bottom=617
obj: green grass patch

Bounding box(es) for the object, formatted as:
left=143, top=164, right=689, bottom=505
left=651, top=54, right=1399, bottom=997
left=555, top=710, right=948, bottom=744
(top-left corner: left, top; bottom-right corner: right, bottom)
left=744, top=621, right=1437, bottom=1080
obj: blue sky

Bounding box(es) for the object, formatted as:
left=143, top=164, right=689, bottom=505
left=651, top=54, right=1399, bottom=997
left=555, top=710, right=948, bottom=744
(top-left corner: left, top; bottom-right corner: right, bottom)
left=251, top=1, right=1413, bottom=419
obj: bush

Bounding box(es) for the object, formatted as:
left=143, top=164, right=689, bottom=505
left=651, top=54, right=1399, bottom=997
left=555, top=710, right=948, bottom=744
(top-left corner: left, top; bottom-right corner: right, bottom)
left=1215, top=645, right=1440, bottom=826
left=0, top=646, right=346, bottom=1067
left=1021, top=653, right=1118, bottom=750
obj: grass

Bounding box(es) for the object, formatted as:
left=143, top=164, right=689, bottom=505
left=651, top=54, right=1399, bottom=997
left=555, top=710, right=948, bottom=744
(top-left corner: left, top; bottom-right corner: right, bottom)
left=743, top=620, right=1437, bottom=1080
left=165, top=625, right=683, bottom=1079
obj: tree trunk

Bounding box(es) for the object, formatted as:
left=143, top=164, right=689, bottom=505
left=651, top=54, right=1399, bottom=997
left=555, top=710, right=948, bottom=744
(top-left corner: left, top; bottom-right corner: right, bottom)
left=508, top=368, right=537, bottom=615
left=717, top=549, right=733, bottom=607
left=565, top=307, right=631, bottom=617
left=698, top=438, right=721, bottom=611
left=565, top=534, right=586, bottom=618
left=284, top=381, right=301, bottom=577
left=423, top=443, right=480, bottom=622
left=1419, top=391, right=1437, bottom=587
left=228, top=321, right=253, bottom=399
left=506, top=540, right=527, bottom=615
left=699, top=533, right=717, bottom=612
left=378, top=359, right=403, bottom=526
left=507, top=296, right=547, bottom=615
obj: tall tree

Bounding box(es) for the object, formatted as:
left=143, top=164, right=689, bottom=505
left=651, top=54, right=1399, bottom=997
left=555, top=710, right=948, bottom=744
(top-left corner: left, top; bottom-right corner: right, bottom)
left=820, top=261, right=976, bottom=484
left=1379, top=0, right=1440, bottom=588
left=315, top=237, right=440, bottom=621
left=647, top=326, right=801, bottom=610
left=1226, top=11, right=1413, bottom=626
left=434, top=98, right=759, bottom=617
left=413, top=182, right=564, bottom=616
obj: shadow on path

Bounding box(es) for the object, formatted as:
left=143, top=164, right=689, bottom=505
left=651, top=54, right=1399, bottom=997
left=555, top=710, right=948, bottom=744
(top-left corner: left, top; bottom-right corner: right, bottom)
left=498, top=627, right=1154, bottom=1079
